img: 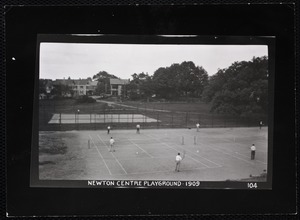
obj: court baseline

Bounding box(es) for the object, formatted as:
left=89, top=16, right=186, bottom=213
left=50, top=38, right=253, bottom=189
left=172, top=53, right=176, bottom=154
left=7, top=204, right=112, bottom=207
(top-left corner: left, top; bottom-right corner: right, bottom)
left=88, top=135, right=112, bottom=175
left=97, top=134, right=128, bottom=174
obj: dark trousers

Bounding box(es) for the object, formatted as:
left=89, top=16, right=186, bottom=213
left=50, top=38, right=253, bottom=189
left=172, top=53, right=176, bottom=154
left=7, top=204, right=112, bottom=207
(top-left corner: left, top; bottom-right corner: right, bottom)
left=251, top=151, right=255, bottom=160
left=175, top=161, right=181, bottom=171
left=107, top=129, right=110, bottom=134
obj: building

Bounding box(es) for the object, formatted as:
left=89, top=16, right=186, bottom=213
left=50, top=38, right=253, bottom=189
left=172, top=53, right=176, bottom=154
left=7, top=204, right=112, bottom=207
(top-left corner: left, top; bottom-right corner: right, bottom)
left=50, top=78, right=98, bottom=97
left=110, top=78, right=129, bottom=96
left=69, top=79, right=98, bottom=96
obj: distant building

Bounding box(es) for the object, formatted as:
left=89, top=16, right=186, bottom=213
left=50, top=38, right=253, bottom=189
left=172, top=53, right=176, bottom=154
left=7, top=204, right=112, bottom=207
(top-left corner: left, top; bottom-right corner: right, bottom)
left=47, top=78, right=98, bottom=97
left=110, top=78, right=129, bottom=96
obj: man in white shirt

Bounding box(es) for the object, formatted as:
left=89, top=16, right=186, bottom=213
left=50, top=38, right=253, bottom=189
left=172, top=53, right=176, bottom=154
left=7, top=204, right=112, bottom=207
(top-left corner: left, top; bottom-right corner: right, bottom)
left=136, top=124, right=140, bottom=134
left=250, top=144, right=256, bottom=160
left=109, top=137, right=115, bottom=152
left=175, top=153, right=183, bottom=172
left=107, top=125, right=111, bottom=134
left=196, top=123, right=200, bottom=132
left=259, top=121, right=263, bottom=129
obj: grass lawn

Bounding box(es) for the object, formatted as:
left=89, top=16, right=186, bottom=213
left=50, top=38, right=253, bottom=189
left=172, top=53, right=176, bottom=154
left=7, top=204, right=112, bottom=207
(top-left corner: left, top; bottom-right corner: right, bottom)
left=121, top=101, right=212, bottom=113
left=40, top=99, right=108, bottom=114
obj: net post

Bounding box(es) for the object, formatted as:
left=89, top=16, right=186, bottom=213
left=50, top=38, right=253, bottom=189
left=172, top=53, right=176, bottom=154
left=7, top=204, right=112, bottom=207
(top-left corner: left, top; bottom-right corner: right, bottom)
left=181, top=136, right=184, bottom=145
left=88, top=139, right=90, bottom=149
left=194, top=136, right=196, bottom=145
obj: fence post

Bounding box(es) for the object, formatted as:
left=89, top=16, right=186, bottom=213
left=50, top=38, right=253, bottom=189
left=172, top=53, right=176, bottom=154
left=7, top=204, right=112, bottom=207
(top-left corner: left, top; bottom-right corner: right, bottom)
left=211, top=114, right=214, bottom=128
left=43, top=105, right=47, bottom=125
left=171, top=113, right=174, bottom=128
left=157, top=112, right=159, bottom=129
left=104, top=109, right=106, bottom=124
left=186, top=112, right=188, bottom=128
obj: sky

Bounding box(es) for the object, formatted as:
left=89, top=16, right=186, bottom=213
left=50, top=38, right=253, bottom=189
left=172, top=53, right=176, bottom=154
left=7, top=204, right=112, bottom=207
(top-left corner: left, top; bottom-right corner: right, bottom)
left=40, top=43, right=268, bottom=80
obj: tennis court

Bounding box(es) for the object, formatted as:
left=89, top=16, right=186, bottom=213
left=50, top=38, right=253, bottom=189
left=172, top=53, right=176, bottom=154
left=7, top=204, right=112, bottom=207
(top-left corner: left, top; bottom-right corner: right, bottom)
left=39, top=127, right=268, bottom=181
left=48, top=113, right=159, bottom=124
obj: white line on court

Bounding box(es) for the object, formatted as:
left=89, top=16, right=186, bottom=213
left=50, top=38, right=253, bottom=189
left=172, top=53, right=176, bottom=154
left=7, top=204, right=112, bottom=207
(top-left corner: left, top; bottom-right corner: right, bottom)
left=147, top=134, right=221, bottom=168
left=96, top=134, right=109, bottom=150
left=233, top=142, right=267, bottom=153
left=161, top=143, right=211, bottom=168
left=88, top=135, right=112, bottom=175
left=127, top=139, right=154, bottom=158
left=196, top=138, right=267, bottom=165
left=172, top=143, right=223, bottom=167
left=119, top=156, right=175, bottom=161
left=97, top=135, right=128, bottom=174
left=234, top=152, right=267, bottom=165
left=204, top=143, right=256, bottom=165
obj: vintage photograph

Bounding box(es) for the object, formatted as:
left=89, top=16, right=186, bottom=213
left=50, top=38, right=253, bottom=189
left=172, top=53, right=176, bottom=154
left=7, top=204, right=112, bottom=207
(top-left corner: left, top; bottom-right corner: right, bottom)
left=34, top=35, right=270, bottom=188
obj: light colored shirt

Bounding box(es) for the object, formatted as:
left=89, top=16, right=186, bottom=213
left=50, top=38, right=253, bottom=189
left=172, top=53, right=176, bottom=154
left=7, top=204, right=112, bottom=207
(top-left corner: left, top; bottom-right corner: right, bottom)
left=196, top=123, right=200, bottom=127
left=110, top=139, right=115, bottom=145
left=175, top=155, right=182, bottom=162
left=251, top=145, right=256, bottom=151
left=137, top=125, right=140, bottom=128
left=108, top=126, right=111, bottom=129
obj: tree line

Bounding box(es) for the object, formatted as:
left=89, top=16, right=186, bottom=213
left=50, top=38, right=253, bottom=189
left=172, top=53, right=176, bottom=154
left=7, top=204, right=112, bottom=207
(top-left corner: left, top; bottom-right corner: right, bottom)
left=42, top=56, right=268, bottom=116
left=92, top=57, right=268, bottom=116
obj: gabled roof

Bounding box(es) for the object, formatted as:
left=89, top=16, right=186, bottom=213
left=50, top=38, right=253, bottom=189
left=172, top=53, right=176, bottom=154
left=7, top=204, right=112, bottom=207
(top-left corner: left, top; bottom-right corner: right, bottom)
left=89, top=81, right=98, bottom=86
left=110, top=78, right=129, bottom=85
left=52, top=79, right=93, bottom=86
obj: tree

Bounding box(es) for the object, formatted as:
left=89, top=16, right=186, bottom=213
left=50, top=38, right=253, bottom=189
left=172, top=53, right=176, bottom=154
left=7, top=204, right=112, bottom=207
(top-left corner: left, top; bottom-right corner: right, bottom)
left=202, top=56, right=268, bottom=115
left=176, top=61, right=208, bottom=97
left=152, top=67, right=180, bottom=99
left=51, top=84, right=73, bottom=97
left=39, top=79, right=48, bottom=94
left=126, top=72, right=154, bottom=100
left=152, top=61, right=208, bottom=99
left=93, top=71, right=118, bottom=95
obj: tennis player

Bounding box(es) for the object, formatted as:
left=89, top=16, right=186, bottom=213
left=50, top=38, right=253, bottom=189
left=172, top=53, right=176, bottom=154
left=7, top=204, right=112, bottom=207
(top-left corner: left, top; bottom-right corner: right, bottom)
left=259, top=121, right=263, bottom=129
left=136, top=124, right=140, bottom=134
left=109, top=137, right=115, bottom=152
left=196, top=123, right=200, bottom=132
left=175, top=153, right=183, bottom=172
left=107, top=125, right=111, bottom=134
left=250, top=144, right=256, bottom=160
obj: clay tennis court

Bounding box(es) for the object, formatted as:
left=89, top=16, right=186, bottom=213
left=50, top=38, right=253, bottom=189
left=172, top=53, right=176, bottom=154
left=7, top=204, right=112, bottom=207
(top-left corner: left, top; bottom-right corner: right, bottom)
left=39, top=126, right=268, bottom=181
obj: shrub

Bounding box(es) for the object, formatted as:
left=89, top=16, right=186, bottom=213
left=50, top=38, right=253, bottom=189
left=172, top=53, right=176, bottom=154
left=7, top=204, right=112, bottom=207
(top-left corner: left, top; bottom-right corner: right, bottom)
left=76, top=95, right=96, bottom=103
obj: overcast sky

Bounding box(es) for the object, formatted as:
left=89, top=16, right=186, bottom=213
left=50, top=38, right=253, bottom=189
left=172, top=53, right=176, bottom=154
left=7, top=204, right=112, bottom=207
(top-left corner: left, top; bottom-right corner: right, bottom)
left=40, top=43, right=268, bottom=80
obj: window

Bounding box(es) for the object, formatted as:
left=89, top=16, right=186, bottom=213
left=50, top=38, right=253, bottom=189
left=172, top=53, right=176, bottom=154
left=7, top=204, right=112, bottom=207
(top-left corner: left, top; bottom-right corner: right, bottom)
left=112, top=85, right=118, bottom=89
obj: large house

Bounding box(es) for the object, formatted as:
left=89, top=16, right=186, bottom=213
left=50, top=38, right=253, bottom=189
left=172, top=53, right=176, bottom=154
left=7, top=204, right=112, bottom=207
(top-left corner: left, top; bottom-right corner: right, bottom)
left=110, top=78, right=129, bottom=96
left=41, top=78, right=98, bottom=98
